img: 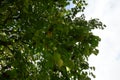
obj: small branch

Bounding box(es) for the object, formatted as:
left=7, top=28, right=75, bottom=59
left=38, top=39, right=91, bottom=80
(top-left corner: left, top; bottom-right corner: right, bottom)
left=0, top=40, right=12, bottom=46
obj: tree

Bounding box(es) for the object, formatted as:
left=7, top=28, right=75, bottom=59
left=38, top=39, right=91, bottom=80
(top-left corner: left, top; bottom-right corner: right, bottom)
left=0, top=0, right=106, bottom=80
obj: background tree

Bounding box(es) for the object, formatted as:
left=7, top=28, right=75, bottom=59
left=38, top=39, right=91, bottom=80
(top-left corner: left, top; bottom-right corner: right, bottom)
left=0, top=0, right=106, bottom=80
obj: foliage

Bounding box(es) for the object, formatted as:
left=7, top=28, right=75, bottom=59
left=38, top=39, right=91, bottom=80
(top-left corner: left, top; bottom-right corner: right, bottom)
left=0, top=0, right=106, bottom=80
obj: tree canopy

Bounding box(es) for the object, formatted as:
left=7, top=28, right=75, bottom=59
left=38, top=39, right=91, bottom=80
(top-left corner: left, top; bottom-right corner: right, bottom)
left=0, top=0, right=106, bottom=80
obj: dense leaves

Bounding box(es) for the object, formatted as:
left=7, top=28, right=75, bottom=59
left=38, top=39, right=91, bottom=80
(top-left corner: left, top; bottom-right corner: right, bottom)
left=0, top=0, right=105, bottom=80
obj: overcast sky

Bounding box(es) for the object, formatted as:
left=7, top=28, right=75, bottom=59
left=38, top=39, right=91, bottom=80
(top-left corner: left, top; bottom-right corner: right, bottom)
left=79, top=0, right=120, bottom=80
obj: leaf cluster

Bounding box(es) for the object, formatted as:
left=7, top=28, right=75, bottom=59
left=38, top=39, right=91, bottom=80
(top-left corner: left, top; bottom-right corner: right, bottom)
left=0, top=0, right=106, bottom=80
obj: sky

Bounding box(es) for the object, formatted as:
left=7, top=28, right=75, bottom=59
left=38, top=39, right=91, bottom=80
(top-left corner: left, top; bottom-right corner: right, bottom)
left=78, top=0, right=120, bottom=80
